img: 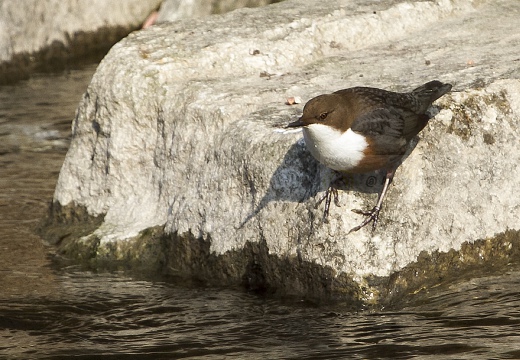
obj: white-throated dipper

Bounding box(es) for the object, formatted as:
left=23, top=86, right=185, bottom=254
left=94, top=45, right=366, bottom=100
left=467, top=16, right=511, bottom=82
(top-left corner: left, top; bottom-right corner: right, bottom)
left=287, top=80, right=452, bottom=233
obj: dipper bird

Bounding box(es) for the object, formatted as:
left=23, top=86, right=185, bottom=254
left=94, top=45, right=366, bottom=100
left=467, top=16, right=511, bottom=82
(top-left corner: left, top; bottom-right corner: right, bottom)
left=287, top=80, right=452, bottom=233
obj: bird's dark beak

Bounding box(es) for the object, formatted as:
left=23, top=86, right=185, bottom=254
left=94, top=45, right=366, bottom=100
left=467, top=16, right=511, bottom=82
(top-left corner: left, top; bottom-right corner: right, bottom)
left=286, top=117, right=305, bottom=128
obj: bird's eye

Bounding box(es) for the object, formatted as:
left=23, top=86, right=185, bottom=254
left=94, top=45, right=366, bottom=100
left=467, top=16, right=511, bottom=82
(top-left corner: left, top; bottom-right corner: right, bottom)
left=319, top=112, right=328, bottom=121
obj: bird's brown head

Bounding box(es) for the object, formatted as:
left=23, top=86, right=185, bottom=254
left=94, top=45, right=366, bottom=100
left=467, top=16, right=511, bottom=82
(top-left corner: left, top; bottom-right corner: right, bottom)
left=287, top=94, right=351, bottom=132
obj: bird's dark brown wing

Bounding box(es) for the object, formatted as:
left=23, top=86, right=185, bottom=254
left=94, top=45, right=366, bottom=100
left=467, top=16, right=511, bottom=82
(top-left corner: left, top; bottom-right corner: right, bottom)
left=350, top=107, right=408, bottom=156
left=335, top=81, right=451, bottom=114
left=337, top=81, right=452, bottom=144
left=380, top=81, right=451, bottom=140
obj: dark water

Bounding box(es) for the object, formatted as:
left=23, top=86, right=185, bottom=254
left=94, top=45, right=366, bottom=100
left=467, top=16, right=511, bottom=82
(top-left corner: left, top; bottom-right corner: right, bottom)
left=3, top=270, right=520, bottom=359
left=2, top=68, right=520, bottom=360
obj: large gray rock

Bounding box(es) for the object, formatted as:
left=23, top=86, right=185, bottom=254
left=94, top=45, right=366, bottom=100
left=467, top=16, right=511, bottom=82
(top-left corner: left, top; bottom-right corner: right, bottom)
left=0, top=0, right=161, bottom=59
left=0, top=0, right=162, bottom=83
left=0, top=0, right=280, bottom=65
left=156, top=0, right=281, bottom=22
left=49, top=0, right=520, bottom=303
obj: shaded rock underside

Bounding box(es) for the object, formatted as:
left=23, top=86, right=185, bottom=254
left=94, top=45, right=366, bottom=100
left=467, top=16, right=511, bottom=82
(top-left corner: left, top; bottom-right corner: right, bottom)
left=40, top=203, right=520, bottom=309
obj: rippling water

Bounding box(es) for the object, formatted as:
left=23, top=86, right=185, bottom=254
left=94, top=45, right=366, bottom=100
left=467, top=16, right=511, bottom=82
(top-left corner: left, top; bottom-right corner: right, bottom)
left=2, top=67, right=520, bottom=360
left=3, top=270, right=520, bottom=359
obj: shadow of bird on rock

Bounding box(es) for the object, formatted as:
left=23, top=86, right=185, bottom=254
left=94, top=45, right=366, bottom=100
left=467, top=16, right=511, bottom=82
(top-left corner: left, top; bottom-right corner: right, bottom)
left=237, top=135, right=417, bottom=229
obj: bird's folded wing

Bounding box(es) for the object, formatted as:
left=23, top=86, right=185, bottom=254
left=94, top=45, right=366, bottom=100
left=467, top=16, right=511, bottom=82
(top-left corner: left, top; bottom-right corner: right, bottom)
left=350, top=108, right=408, bottom=156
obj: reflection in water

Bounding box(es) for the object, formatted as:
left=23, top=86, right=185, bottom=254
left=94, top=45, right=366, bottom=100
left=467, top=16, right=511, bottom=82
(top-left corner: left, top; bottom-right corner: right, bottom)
left=2, top=67, right=520, bottom=359
left=2, top=270, right=520, bottom=359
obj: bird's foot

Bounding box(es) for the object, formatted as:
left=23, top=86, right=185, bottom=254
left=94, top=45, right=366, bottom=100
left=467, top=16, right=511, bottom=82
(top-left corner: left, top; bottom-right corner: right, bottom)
left=348, top=206, right=381, bottom=234
left=315, top=184, right=341, bottom=223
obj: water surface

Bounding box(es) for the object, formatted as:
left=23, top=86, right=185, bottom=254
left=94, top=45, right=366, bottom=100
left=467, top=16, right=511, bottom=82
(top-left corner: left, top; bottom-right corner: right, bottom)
left=3, top=270, right=520, bottom=359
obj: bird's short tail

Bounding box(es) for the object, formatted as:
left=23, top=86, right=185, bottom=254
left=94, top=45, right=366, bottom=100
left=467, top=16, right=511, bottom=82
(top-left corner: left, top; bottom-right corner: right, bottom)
left=412, top=80, right=452, bottom=103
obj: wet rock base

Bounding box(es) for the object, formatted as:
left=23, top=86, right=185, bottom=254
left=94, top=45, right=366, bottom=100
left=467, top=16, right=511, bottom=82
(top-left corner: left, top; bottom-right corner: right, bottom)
left=40, top=203, right=520, bottom=309
left=163, top=232, right=364, bottom=307
left=40, top=205, right=363, bottom=307
left=376, top=229, right=520, bottom=309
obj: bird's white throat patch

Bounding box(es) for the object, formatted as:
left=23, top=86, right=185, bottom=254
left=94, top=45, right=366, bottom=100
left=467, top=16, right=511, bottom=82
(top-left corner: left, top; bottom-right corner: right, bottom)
left=302, top=124, right=368, bottom=171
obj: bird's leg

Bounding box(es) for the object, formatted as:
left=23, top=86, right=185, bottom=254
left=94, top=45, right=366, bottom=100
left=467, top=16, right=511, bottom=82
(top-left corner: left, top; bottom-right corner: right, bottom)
left=348, top=169, right=395, bottom=234
left=315, top=176, right=342, bottom=223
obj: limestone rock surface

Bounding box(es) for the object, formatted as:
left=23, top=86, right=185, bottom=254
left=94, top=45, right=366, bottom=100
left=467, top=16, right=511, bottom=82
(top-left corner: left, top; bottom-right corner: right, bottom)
left=0, top=0, right=161, bottom=61
left=49, top=0, right=520, bottom=302
left=156, top=0, right=281, bottom=22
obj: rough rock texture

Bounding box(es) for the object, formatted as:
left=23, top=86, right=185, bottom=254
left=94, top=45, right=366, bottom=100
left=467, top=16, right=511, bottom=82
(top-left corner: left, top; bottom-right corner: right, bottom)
left=0, top=0, right=162, bottom=83
left=48, top=0, right=520, bottom=303
left=0, top=0, right=161, bottom=59
left=156, top=0, right=282, bottom=22
left=0, top=0, right=280, bottom=73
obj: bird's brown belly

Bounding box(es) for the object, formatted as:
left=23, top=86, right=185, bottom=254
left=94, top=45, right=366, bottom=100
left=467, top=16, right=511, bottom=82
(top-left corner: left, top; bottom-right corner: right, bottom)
left=348, top=137, right=406, bottom=173
left=347, top=152, right=399, bottom=173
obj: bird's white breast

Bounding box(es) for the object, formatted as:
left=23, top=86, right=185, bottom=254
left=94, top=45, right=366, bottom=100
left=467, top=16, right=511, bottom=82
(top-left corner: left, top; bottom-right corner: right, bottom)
left=302, top=124, right=368, bottom=171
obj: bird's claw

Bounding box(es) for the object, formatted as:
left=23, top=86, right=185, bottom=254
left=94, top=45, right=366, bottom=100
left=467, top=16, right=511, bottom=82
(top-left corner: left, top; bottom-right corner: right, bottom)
left=315, top=186, right=340, bottom=223
left=315, top=177, right=383, bottom=232
left=348, top=206, right=381, bottom=234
